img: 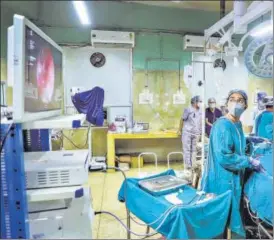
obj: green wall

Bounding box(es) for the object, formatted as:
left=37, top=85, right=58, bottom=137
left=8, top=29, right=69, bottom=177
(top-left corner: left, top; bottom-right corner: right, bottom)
left=133, top=33, right=192, bottom=131
left=133, top=33, right=192, bottom=70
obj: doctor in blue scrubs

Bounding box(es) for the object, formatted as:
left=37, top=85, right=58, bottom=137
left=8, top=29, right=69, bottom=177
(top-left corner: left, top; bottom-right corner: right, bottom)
left=202, top=90, right=264, bottom=238
left=254, top=96, right=273, bottom=141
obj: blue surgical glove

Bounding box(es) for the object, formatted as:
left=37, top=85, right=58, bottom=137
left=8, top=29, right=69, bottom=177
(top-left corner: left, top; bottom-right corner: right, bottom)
left=246, top=136, right=266, bottom=144
left=249, top=157, right=264, bottom=172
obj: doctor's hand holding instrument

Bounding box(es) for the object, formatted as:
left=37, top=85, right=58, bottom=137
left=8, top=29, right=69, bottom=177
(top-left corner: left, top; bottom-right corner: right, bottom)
left=249, top=157, right=265, bottom=173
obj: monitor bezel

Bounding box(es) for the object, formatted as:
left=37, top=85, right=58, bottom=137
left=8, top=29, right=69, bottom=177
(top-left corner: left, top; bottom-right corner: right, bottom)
left=13, top=14, right=63, bottom=123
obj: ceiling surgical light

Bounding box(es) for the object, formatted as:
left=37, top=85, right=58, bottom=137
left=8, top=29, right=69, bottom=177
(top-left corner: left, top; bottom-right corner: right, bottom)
left=266, top=54, right=273, bottom=64
left=73, top=1, right=90, bottom=25
left=250, top=24, right=273, bottom=37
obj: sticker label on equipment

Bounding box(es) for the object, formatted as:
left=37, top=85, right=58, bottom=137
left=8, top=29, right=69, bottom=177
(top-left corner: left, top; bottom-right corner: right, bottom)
left=25, top=82, right=38, bottom=99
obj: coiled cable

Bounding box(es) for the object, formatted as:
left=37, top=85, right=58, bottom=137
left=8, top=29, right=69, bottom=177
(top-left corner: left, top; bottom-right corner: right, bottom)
left=96, top=166, right=180, bottom=238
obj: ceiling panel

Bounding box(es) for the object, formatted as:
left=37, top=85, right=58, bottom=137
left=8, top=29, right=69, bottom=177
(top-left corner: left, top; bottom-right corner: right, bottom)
left=1, top=1, right=39, bottom=19
left=129, top=1, right=235, bottom=12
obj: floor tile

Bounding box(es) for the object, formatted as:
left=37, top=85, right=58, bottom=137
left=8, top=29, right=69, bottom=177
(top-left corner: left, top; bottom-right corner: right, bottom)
left=89, top=163, right=183, bottom=239
left=97, top=216, right=162, bottom=239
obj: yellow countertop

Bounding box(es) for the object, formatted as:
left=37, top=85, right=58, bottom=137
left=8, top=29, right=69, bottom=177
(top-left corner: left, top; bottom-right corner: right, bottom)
left=107, top=131, right=179, bottom=139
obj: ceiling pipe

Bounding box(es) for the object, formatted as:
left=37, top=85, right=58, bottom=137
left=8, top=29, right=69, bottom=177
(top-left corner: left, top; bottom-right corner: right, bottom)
left=233, top=0, right=248, bottom=34
left=220, top=0, right=226, bottom=19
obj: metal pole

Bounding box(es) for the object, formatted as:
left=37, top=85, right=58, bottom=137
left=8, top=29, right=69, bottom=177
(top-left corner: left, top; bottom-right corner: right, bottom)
left=126, top=209, right=131, bottom=239
left=200, top=37, right=208, bottom=189
left=200, top=61, right=206, bottom=187
left=220, top=0, right=226, bottom=19
left=130, top=49, right=134, bottom=128
left=145, top=59, right=149, bottom=88
left=88, top=125, right=92, bottom=164
left=146, top=226, right=150, bottom=234
left=178, top=60, right=181, bottom=90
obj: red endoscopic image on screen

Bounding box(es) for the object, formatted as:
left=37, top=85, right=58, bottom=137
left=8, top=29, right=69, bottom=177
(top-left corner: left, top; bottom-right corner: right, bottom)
left=24, top=26, right=62, bottom=112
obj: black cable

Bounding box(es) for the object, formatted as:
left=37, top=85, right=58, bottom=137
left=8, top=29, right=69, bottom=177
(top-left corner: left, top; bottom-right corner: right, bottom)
left=0, top=123, right=14, bottom=153
left=94, top=210, right=161, bottom=238
left=140, top=232, right=159, bottom=239
left=61, top=125, right=91, bottom=149
left=97, top=166, right=166, bottom=238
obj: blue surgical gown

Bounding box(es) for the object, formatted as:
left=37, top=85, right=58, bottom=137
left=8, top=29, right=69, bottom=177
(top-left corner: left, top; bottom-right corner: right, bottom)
left=202, top=117, right=251, bottom=237
left=255, top=111, right=273, bottom=141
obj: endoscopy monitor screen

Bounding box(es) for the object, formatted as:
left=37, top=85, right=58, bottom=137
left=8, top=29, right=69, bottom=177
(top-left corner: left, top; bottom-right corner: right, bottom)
left=24, top=26, right=62, bottom=112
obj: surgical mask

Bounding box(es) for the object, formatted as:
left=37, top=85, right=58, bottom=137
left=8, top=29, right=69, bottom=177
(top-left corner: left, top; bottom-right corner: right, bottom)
left=227, top=102, right=245, bottom=117
left=258, top=101, right=265, bottom=111
left=209, top=103, right=216, bottom=109
left=197, top=102, right=203, bottom=108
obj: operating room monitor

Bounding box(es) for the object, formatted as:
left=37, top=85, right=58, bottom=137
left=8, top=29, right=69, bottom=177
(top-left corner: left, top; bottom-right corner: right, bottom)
left=24, top=26, right=62, bottom=112
left=13, top=14, right=63, bottom=122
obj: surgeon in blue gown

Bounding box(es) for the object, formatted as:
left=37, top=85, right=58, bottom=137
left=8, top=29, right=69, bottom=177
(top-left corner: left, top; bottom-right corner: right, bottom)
left=254, top=96, right=273, bottom=141
left=202, top=90, right=264, bottom=238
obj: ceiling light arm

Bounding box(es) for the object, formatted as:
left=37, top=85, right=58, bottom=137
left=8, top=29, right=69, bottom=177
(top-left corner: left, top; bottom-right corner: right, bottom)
left=236, top=1, right=272, bottom=30
left=221, top=28, right=226, bottom=35
left=205, top=1, right=273, bottom=46
left=218, top=26, right=233, bottom=46
left=204, top=11, right=234, bottom=41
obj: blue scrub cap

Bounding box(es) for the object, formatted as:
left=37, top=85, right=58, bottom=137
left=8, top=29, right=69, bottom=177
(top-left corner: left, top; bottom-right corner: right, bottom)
left=208, top=97, right=216, bottom=103
left=263, top=96, right=273, bottom=107
left=227, top=89, right=248, bottom=105
left=257, top=92, right=267, bottom=102
left=191, top=95, right=202, bottom=104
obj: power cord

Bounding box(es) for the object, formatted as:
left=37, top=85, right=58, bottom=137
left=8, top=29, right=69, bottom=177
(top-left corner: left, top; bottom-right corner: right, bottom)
left=95, top=166, right=176, bottom=238
left=0, top=123, right=14, bottom=153
left=94, top=208, right=176, bottom=237
left=61, top=125, right=91, bottom=149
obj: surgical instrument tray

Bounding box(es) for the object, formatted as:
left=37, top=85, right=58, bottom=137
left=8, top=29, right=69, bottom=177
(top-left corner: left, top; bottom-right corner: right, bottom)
left=138, top=175, right=189, bottom=195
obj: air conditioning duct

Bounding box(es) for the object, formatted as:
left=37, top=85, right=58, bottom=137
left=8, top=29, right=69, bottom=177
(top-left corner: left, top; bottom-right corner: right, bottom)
left=91, top=30, right=135, bottom=48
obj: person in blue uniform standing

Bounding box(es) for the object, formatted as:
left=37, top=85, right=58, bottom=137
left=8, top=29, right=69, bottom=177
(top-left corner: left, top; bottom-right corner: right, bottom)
left=202, top=89, right=264, bottom=238
left=205, top=97, right=223, bottom=137
left=254, top=96, right=273, bottom=141
left=178, top=96, right=202, bottom=170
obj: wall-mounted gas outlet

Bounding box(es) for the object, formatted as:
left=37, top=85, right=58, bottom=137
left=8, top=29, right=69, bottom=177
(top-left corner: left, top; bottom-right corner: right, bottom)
left=139, top=89, right=153, bottom=105
left=173, top=90, right=186, bottom=105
